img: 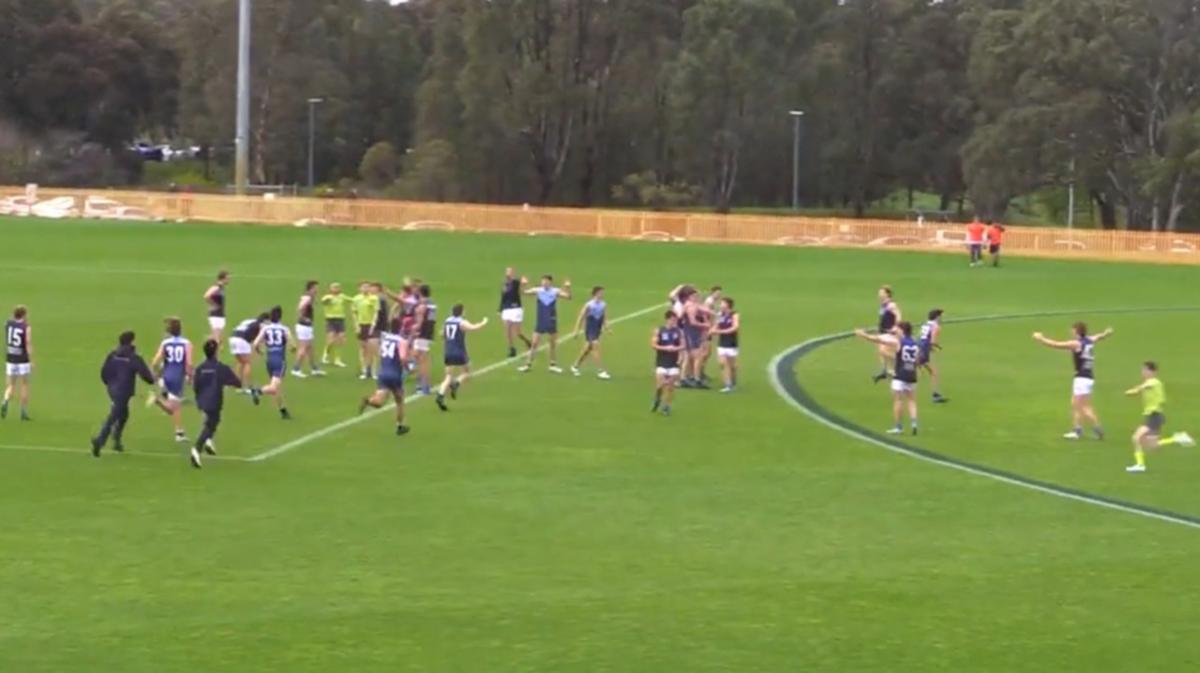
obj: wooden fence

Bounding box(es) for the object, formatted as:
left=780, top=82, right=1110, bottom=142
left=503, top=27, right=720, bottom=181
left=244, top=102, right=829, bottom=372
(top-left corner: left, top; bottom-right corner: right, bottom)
left=4, top=186, right=1199, bottom=265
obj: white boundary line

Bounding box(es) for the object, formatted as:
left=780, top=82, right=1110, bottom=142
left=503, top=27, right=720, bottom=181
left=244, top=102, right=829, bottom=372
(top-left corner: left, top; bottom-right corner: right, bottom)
left=0, top=262, right=295, bottom=281
left=0, top=443, right=250, bottom=461
left=767, top=323, right=1200, bottom=531
left=247, top=302, right=667, bottom=462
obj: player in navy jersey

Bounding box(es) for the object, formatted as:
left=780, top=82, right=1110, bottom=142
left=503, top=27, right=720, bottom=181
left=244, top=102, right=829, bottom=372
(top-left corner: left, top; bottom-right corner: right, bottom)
left=570, top=286, right=611, bottom=380
left=292, top=280, right=324, bottom=378
left=500, top=268, right=532, bottom=357
left=679, top=292, right=713, bottom=388
left=856, top=321, right=920, bottom=435
left=250, top=306, right=294, bottom=419
left=204, top=270, right=230, bottom=342
left=3, top=305, right=33, bottom=421
left=435, top=304, right=489, bottom=411
left=412, top=284, right=438, bottom=394
left=871, top=285, right=902, bottom=384
left=519, top=274, right=573, bottom=373
left=359, top=317, right=411, bottom=435
left=148, top=317, right=194, bottom=442
left=188, top=339, right=242, bottom=468
left=918, top=309, right=948, bottom=403
left=709, top=298, right=740, bottom=393
left=1034, top=322, right=1113, bottom=440
left=230, top=312, right=268, bottom=395
left=668, top=284, right=696, bottom=375
left=651, top=311, right=685, bottom=416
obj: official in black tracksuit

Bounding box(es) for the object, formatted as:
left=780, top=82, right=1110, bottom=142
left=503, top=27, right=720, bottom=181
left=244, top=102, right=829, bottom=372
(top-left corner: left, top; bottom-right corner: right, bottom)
left=189, top=339, right=241, bottom=468
left=91, top=331, right=155, bottom=456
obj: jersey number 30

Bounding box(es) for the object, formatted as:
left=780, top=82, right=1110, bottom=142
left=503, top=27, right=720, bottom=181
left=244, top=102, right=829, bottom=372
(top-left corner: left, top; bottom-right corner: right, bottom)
left=166, top=345, right=185, bottom=363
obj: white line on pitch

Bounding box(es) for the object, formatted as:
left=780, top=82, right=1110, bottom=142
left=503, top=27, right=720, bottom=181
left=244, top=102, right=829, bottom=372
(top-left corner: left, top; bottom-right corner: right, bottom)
left=247, top=302, right=667, bottom=463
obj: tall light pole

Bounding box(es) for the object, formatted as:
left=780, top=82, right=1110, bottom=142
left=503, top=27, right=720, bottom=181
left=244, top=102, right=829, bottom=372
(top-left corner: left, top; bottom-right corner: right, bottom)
left=234, top=0, right=252, bottom=195
left=307, top=97, right=324, bottom=191
left=789, top=110, right=805, bottom=211
left=1067, top=132, right=1077, bottom=231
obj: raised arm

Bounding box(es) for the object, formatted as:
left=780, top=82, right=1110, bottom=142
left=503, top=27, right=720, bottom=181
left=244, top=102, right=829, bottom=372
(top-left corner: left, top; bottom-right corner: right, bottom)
left=1032, top=333, right=1079, bottom=350
left=463, top=317, right=489, bottom=331
left=558, top=280, right=573, bottom=300
left=855, top=329, right=891, bottom=346
left=1091, top=327, right=1115, bottom=343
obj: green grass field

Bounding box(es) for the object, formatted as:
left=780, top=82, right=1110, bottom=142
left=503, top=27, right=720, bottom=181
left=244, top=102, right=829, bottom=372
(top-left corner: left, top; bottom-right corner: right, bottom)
left=2, top=216, right=1199, bottom=672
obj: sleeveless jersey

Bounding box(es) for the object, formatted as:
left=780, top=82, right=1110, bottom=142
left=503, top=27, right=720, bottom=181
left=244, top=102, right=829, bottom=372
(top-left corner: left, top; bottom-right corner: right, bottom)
left=443, top=316, right=467, bottom=361
left=5, top=320, right=29, bottom=364
left=585, top=299, right=606, bottom=331
left=717, top=312, right=738, bottom=348
left=1073, top=336, right=1095, bottom=379
left=209, top=287, right=225, bottom=317
left=536, top=288, right=558, bottom=324
left=894, top=336, right=921, bottom=383
left=378, top=332, right=407, bottom=380
left=159, top=336, right=190, bottom=380
left=918, top=320, right=938, bottom=353
left=655, top=326, right=683, bottom=368
left=500, top=278, right=522, bottom=310
left=298, top=297, right=314, bottom=326
left=262, top=324, right=289, bottom=367
left=878, top=300, right=896, bottom=333
left=233, top=318, right=262, bottom=342
left=419, top=301, right=438, bottom=340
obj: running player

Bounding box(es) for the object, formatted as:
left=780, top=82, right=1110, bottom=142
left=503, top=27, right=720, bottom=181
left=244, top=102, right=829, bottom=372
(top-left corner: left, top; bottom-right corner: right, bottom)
left=204, top=270, right=229, bottom=342
left=229, top=312, right=268, bottom=395
left=353, top=282, right=380, bottom=379
left=919, top=308, right=948, bottom=403
left=680, top=292, right=712, bottom=388
left=3, top=305, right=32, bottom=421
left=1033, top=322, right=1113, bottom=440
left=856, top=321, right=920, bottom=435
left=651, top=311, right=685, bottom=416
left=189, top=339, right=242, bottom=468
left=148, top=317, right=193, bottom=442
left=320, top=282, right=352, bottom=367
left=1125, top=361, right=1195, bottom=473
left=570, top=286, right=611, bottom=379
left=413, top=284, right=437, bottom=394
left=250, top=305, right=293, bottom=419
left=435, top=304, right=488, bottom=411
left=519, top=275, right=572, bottom=373
left=872, top=285, right=901, bottom=383
left=500, top=268, right=532, bottom=357
left=358, top=317, right=411, bottom=436
left=710, top=297, right=739, bottom=393
left=292, top=280, right=324, bottom=378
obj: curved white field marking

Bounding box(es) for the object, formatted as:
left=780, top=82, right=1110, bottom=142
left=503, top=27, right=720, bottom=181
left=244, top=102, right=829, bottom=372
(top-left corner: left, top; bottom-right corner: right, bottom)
left=768, top=306, right=1200, bottom=530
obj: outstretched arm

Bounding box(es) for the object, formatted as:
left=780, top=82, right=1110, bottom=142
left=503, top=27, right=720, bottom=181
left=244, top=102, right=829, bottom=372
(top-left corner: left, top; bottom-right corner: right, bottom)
left=1091, top=327, right=1115, bottom=343
left=558, top=280, right=573, bottom=300
left=855, top=329, right=889, bottom=345
left=1032, top=333, right=1078, bottom=350
left=1125, top=381, right=1150, bottom=396
left=463, top=317, right=489, bottom=331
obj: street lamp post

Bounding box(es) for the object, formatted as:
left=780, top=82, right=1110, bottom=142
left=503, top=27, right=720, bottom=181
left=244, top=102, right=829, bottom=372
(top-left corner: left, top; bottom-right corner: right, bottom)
left=234, top=0, right=251, bottom=195
left=307, top=97, right=324, bottom=191
left=789, top=110, right=805, bottom=211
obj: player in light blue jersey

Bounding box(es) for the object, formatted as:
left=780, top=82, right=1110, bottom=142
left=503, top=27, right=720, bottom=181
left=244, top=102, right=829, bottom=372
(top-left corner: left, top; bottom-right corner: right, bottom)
left=570, top=286, right=610, bottom=380
left=518, top=274, right=572, bottom=373
left=251, top=305, right=293, bottom=420
left=435, top=304, right=488, bottom=411
left=148, top=317, right=193, bottom=442
left=359, top=317, right=411, bottom=435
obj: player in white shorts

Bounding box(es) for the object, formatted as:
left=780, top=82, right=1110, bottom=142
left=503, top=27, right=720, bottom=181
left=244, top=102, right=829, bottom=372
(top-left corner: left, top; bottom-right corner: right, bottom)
left=3, top=305, right=33, bottom=421
left=229, top=312, right=268, bottom=395
left=710, top=297, right=740, bottom=393
left=1034, top=322, right=1113, bottom=440
left=292, top=280, right=324, bottom=378
left=856, top=321, right=920, bottom=436
left=499, top=268, right=532, bottom=358
left=651, top=311, right=685, bottom=416
left=204, top=270, right=230, bottom=342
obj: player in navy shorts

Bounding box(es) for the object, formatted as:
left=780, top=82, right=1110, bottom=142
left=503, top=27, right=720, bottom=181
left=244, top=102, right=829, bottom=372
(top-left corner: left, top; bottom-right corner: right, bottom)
left=3, top=304, right=33, bottom=421
left=518, top=274, right=572, bottom=373
left=149, top=317, right=194, bottom=442
left=918, top=308, right=948, bottom=403
left=872, top=285, right=902, bottom=383
left=570, top=286, right=611, bottom=380
left=250, top=305, right=293, bottom=419
left=204, top=270, right=230, bottom=342
left=360, top=317, right=411, bottom=435
left=435, top=304, right=489, bottom=411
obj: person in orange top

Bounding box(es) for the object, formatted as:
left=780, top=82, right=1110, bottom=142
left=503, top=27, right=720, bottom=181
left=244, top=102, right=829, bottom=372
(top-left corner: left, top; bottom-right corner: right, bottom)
left=966, top=218, right=986, bottom=267
left=986, top=220, right=1006, bottom=267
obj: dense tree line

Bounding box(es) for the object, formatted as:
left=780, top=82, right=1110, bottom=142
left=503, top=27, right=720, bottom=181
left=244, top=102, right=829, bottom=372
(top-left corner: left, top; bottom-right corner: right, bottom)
left=1, top=0, right=1198, bottom=229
